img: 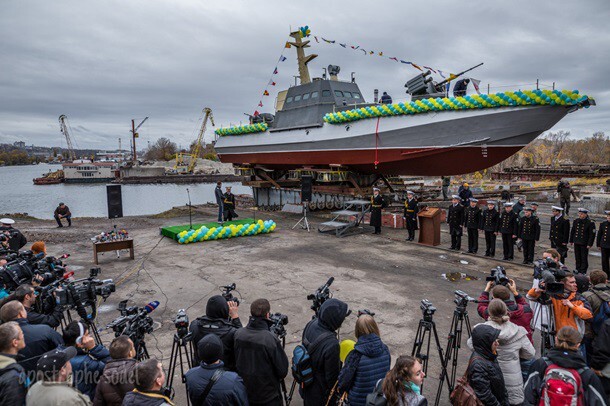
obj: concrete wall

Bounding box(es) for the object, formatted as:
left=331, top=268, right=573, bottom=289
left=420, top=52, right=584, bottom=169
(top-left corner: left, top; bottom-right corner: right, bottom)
left=120, top=166, right=165, bottom=178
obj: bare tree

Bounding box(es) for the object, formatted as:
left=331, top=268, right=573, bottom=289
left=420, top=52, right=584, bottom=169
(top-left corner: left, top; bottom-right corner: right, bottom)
left=144, top=137, right=177, bottom=161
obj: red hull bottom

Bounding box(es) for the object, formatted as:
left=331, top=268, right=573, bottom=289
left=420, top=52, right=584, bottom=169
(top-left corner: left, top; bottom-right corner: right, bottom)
left=218, top=146, right=523, bottom=176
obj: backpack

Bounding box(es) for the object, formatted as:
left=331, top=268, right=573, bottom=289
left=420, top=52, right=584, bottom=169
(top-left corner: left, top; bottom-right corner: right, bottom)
left=539, top=359, right=586, bottom=406
left=292, top=330, right=334, bottom=388
left=450, top=356, right=484, bottom=406
left=591, top=296, right=610, bottom=335
left=365, top=379, right=386, bottom=406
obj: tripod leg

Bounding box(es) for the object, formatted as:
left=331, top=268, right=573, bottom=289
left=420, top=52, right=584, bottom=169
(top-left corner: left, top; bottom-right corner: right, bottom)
left=432, top=323, right=450, bottom=406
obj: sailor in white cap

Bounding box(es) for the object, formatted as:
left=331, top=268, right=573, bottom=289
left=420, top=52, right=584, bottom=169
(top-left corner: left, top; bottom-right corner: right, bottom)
left=550, top=206, right=570, bottom=263
left=404, top=191, right=419, bottom=241
left=517, top=207, right=540, bottom=264
left=499, top=201, right=518, bottom=260
left=447, top=195, right=464, bottom=250
left=481, top=200, right=499, bottom=257
left=0, top=217, right=27, bottom=252
left=598, top=210, right=610, bottom=276
left=464, top=198, right=481, bottom=254
left=370, top=187, right=386, bottom=234
left=570, top=208, right=596, bottom=273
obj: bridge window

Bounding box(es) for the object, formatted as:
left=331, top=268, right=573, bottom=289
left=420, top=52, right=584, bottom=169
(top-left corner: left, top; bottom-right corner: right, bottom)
left=311, top=91, right=319, bottom=98
left=286, top=96, right=293, bottom=103
left=294, top=95, right=302, bottom=101
left=344, top=91, right=353, bottom=98
left=322, top=90, right=331, bottom=97
left=334, top=90, right=344, bottom=97
left=303, top=93, right=310, bottom=100
left=353, top=92, right=361, bottom=99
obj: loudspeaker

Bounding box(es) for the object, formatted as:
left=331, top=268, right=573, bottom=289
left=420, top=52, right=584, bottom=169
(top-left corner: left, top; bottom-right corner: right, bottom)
left=301, top=175, right=313, bottom=202
left=106, top=184, right=123, bottom=219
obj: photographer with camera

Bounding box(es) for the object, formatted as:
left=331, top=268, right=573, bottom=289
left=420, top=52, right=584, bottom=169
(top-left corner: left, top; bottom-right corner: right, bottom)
left=189, top=295, right=242, bottom=371
left=185, top=334, right=248, bottom=405
left=14, top=284, right=63, bottom=328
left=517, top=207, right=540, bottom=265
left=62, top=320, right=111, bottom=400
left=478, top=276, right=534, bottom=343
left=122, top=358, right=173, bottom=406
left=300, top=298, right=349, bottom=406
left=0, top=218, right=27, bottom=253
left=234, top=298, right=288, bottom=406
left=93, top=336, right=136, bottom=406
left=0, top=300, right=64, bottom=375
left=0, top=322, right=28, bottom=406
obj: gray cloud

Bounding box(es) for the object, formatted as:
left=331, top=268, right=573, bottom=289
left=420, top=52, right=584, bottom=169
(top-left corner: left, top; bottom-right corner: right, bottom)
left=1, top=0, right=608, bottom=148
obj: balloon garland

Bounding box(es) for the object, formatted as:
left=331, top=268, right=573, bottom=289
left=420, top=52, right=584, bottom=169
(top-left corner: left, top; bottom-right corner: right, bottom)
left=215, top=122, right=268, bottom=137
left=323, top=89, right=591, bottom=124
left=176, top=219, right=277, bottom=244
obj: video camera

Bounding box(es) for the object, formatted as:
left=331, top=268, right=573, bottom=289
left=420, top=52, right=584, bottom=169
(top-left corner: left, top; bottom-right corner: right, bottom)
left=454, top=290, right=477, bottom=306
left=174, top=309, right=189, bottom=339
left=107, top=299, right=158, bottom=361
left=55, top=267, right=116, bottom=319
left=269, top=312, right=289, bottom=341
left=534, top=258, right=569, bottom=296
left=0, top=251, right=45, bottom=290
left=221, top=283, right=240, bottom=305
left=486, top=266, right=509, bottom=287
left=420, top=299, right=436, bottom=316
left=307, top=277, right=334, bottom=315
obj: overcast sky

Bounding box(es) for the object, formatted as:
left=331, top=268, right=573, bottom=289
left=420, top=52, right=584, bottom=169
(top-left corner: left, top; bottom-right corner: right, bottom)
left=1, top=0, right=608, bottom=149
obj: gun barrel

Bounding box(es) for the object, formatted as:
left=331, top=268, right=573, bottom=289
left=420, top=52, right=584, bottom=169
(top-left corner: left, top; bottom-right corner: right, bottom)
left=436, top=62, right=484, bottom=87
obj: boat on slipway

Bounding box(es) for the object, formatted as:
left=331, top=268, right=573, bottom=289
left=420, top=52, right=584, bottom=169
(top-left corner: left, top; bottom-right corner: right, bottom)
left=214, top=30, right=595, bottom=178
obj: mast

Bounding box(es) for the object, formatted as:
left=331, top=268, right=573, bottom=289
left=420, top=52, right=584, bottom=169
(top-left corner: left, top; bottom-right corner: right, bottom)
left=288, top=31, right=317, bottom=85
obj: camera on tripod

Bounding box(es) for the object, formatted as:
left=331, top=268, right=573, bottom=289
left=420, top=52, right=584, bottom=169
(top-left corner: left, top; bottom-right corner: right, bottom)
left=269, top=312, right=289, bottom=340
left=55, top=268, right=116, bottom=318
left=420, top=299, right=436, bottom=316
left=174, top=309, right=189, bottom=339
left=307, top=277, right=334, bottom=314
left=221, top=283, right=240, bottom=305
left=534, top=258, right=568, bottom=296
left=454, top=290, right=476, bottom=306
left=107, top=299, right=156, bottom=360
left=486, top=266, right=509, bottom=287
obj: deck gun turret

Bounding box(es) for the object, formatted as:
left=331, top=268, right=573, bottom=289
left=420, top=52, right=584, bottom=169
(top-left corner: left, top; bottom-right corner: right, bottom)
left=405, top=62, right=483, bottom=100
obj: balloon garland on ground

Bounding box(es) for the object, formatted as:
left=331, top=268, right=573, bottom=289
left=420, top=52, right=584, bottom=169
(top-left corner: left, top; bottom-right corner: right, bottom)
left=215, top=123, right=268, bottom=137
left=177, top=220, right=277, bottom=244
left=323, top=89, right=590, bottom=124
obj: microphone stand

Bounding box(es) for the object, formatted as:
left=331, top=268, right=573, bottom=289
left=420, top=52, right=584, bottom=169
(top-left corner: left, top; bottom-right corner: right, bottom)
left=186, top=188, right=193, bottom=230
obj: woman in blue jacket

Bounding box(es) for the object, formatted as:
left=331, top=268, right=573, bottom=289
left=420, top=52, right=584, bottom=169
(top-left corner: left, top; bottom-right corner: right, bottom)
left=338, top=314, right=391, bottom=406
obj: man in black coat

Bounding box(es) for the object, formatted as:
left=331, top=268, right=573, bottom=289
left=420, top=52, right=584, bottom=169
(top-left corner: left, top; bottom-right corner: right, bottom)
left=185, top=334, right=248, bottom=405
left=591, top=319, right=610, bottom=398
left=597, top=210, right=610, bottom=278
left=189, top=295, right=242, bottom=371
left=464, top=198, right=481, bottom=254
left=234, top=298, right=288, bottom=406
left=453, top=78, right=470, bottom=97
left=498, top=202, right=518, bottom=261
left=215, top=181, right=224, bottom=223
left=0, top=300, right=64, bottom=375
left=550, top=206, right=570, bottom=263
left=222, top=186, right=238, bottom=222
left=15, top=284, right=63, bottom=328
left=53, top=203, right=72, bottom=227
left=447, top=195, right=464, bottom=250
left=0, top=321, right=28, bottom=406
left=370, top=188, right=386, bottom=235
left=518, top=207, right=541, bottom=265
left=513, top=196, right=526, bottom=217
left=467, top=324, right=509, bottom=406
left=458, top=183, right=473, bottom=207
left=0, top=218, right=27, bottom=253
left=301, top=298, right=349, bottom=406
left=570, top=208, right=596, bottom=274
left=403, top=191, right=419, bottom=241
left=480, top=200, right=499, bottom=257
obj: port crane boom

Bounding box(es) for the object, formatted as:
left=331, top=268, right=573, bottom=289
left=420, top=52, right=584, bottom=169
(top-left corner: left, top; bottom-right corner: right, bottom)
left=175, top=107, right=214, bottom=173
left=58, top=115, right=77, bottom=162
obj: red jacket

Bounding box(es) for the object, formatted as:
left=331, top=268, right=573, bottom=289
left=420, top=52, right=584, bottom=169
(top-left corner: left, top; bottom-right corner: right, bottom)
left=477, top=291, right=534, bottom=343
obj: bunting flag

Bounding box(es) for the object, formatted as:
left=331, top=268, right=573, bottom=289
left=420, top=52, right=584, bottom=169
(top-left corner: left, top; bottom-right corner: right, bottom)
left=423, top=66, right=437, bottom=73
left=258, top=101, right=263, bottom=107
left=273, top=68, right=278, bottom=74
left=263, top=90, right=269, bottom=96
left=471, top=78, right=482, bottom=94
left=279, top=56, right=287, bottom=62
left=360, top=49, right=367, bottom=55
left=285, top=42, right=291, bottom=48
left=314, top=36, right=319, bottom=43
left=400, top=60, right=410, bottom=65
left=410, top=63, right=423, bottom=71
left=321, top=37, right=335, bottom=43
left=339, top=43, right=346, bottom=48
left=389, top=57, right=398, bottom=62
left=350, top=45, right=359, bottom=50
left=378, top=52, right=383, bottom=56
left=438, top=70, right=447, bottom=79
left=369, top=51, right=374, bottom=55
left=268, top=80, right=276, bottom=86
left=253, top=110, right=260, bottom=116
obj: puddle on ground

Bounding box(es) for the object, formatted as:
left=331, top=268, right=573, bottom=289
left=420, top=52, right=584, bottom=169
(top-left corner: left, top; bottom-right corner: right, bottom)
left=442, top=272, right=480, bottom=282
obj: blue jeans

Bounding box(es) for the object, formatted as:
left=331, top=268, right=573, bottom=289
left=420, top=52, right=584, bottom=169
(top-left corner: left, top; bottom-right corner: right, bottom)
left=520, top=358, right=535, bottom=382
left=217, top=205, right=223, bottom=222
left=54, top=214, right=71, bottom=226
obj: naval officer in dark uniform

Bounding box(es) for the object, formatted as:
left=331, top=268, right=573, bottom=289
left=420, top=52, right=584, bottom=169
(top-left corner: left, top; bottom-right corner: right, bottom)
left=550, top=205, right=570, bottom=263
left=499, top=202, right=518, bottom=261
left=370, top=187, right=386, bottom=234
left=447, top=195, right=464, bottom=250
left=480, top=200, right=499, bottom=257
left=596, top=210, right=610, bottom=277
left=464, top=198, right=481, bottom=254
left=518, top=207, right=540, bottom=265
left=403, top=191, right=419, bottom=241
left=569, top=208, right=596, bottom=273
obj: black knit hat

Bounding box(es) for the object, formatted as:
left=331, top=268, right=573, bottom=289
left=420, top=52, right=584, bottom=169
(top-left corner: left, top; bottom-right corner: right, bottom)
left=197, top=334, right=223, bottom=364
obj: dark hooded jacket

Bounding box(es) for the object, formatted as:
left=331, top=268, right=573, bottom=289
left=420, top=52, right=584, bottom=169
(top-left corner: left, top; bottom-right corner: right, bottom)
left=523, top=348, right=607, bottom=406
left=0, top=353, right=28, bottom=406
left=93, top=358, right=136, bottom=406
left=301, top=299, right=349, bottom=406
left=467, top=324, right=509, bottom=406
left=234, top=316, right=288, bottom=405
left=15, top=317, right=64, bottom=375
left=337, top=334, right=391, bottom=406
left=189, top=295, right=242, bottom=371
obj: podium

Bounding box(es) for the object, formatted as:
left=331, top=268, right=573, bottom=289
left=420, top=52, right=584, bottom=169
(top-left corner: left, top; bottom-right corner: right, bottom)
left=417, top=207, right=441, bottom=246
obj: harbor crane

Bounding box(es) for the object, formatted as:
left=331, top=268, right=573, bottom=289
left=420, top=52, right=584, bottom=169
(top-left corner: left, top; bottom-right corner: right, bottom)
left=131, top=116, right=149, bottom=163
left=58, top=114, right=77, bottom=162
left=175, top=107, right=215, bottom=174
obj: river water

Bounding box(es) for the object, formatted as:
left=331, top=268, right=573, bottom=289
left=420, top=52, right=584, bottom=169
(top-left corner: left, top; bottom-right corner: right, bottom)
left=0, top=163, right=251, bottom=219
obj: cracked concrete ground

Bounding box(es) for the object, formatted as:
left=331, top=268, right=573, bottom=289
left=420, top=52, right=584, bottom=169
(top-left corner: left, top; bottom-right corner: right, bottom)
left=12, top=203, right=601, bottom=405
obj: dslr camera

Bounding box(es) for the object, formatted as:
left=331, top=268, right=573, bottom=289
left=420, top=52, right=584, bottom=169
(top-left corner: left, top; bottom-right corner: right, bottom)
left=486, top=266, right=509, bottom=287
left=269, top=312, right=289, bottom=340
left=221, top=283, right=240, bottom=305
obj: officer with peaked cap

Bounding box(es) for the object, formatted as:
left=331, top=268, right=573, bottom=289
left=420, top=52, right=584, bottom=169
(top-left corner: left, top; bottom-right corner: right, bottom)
left=464, top=198, right=481, bottom=254
left=403, top=191, right=419, bottom=241
left=499, top=202, right=518, bottom=261
left=597, top=210, right=610, bottom=277
left=0, top=218, right=27, bottom=252
left=370, top=187, right=386, bottom=235
left=518, top=207, right=540, bottom=264
left=481, top=200, right=499, bottom=257
left=570, top=208, right=596, bottom=273
left=447, top=195, right=464, bottom=250
left=550, top=205, right=570, bottom=263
